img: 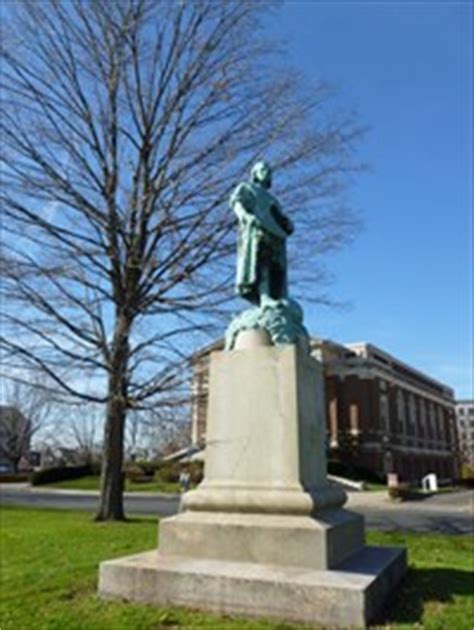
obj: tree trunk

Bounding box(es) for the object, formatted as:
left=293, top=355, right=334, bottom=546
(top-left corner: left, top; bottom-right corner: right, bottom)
left=95, top=394, right=126, bottom=520
left=95, top=314, right=130, bottom=521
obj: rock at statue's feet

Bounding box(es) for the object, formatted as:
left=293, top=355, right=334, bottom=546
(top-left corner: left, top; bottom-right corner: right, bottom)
left=225, top=297, right=310, bottom=351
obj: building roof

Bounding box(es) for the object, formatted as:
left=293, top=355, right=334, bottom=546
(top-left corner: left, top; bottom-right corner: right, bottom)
left=191, top=337, right=455, bottom=401
left=344, top=342, right=454, bottom=398
left=189, top=338, right=224, bottom=364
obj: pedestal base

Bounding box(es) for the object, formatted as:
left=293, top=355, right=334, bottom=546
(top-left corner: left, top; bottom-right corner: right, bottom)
left=159, top=509, right=364, bottom=570
left=98, top=345, right=407, bottom=626
left=99, top=545, right=406, bottom=628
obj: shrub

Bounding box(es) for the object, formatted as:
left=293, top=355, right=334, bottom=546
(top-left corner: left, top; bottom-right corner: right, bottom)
left=388, top=483, right=411, bottom=501
left=125, top=466, right=152, bottom=483
left=460, top=463, right=474, bottom=482
left=134, top=460, right=161, bottom=477
left=184, top=461, right=204, bottom=484
left=0, top=473, right=30, bottom=483
left=153, top=460, right=204, bottom=485
left=154, top=462, right=181, bottom=483
left=90, top=461, right=101, bottom=476
left=31, top=465, right=92, bottom=486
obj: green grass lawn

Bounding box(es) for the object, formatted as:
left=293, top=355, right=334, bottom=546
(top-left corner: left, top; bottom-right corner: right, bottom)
left=1, top=506, right=473, bottom=629
left=40, top=474, right=181, bottom=494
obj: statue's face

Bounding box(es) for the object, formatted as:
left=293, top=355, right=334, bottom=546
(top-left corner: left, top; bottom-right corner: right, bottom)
left=251, top=162, right=272, bottom=188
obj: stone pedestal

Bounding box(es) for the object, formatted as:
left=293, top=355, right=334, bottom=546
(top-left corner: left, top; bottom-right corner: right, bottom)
left=99, top=345, right=406, bottom=627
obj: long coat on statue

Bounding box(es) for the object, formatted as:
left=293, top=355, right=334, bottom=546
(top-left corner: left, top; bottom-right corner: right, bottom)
left=230, top=181, right=293, bottom=304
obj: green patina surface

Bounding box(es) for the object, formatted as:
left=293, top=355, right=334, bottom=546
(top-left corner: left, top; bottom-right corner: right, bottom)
left=225, top=297, right=309, bottom=350
left=227, top=162, right=309, bottom=350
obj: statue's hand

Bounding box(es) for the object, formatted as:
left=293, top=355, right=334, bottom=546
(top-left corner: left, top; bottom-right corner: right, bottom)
left=276, top=210, right=294, bottom=235
left=284, top=217, right=294, bottom=235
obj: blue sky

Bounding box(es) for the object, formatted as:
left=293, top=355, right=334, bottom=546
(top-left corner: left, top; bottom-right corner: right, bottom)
left=267, top=1, right=472, bottom=398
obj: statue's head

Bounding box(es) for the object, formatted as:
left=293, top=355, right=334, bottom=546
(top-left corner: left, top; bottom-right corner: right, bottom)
left=251, top=161, right=272, bottom=189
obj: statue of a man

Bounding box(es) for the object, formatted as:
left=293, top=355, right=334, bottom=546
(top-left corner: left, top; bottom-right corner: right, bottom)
left=230, top=162, right=294, bottom=305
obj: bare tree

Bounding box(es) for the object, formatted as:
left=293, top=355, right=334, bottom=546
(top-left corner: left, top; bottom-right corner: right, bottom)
left=33, top=401, right=103, bottom=466
left=159, top=420, right=194, bottom=459
left=0, top=380, right=54, bottom=471
left=1, top=0, right=364, bottom=520
left=67, top=406, right=102, bottom=466
left=125, top=409, right=142, bottom=462
left=125, top=406, right=191, bottom=460
left=142, top=406, right=192, bottom=458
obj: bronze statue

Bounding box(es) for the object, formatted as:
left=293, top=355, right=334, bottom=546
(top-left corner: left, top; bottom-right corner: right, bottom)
left=230, top=161, right=294, bottom=306
left=226, top=162, right=309, bottom=351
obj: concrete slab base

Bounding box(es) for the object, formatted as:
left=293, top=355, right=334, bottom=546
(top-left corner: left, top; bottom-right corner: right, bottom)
left=159, top=509, right=364, bottom=570
left=98, top=545, right=406, bottom=628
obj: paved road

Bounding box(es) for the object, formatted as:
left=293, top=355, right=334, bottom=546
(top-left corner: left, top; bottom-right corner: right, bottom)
left=351, top=505, right=473, bottom=534
left=2, top=485, right=472, bottom=534
left=1, top=485, right=180, bottom=518
left=350, top=489, right=473, bottom=534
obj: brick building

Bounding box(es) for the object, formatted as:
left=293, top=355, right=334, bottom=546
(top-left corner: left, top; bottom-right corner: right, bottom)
left=190, top=338, right=459, bottom=483
left=313, top=340, right=458, bottom=483
left=455, top=400, right=474, bottom=473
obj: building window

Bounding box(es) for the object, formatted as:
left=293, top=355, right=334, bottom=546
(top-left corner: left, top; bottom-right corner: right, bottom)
left=437, top=406, right=445, bottom=440
left=408, top=393, right=416, bottom=426
left=458, top=408, right=465, bottom=415
left=397, top=389, right=406, bottom=425
left=419, top=399, right=427, bottom=432
left=380, top=394, right=390, bottom=432
left=428, top=402, right=436, bottom=439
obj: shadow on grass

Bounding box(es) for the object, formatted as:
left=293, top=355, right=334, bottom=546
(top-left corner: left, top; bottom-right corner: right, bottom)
left=376, top=567, right=473, bottom=625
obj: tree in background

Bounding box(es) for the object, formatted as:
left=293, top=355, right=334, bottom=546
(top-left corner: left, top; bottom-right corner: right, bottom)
left=1, top=0, right=365, bottom=520
left=40, top=404, right=104, bottom=467
left=0, top=381, right=54, bottom=472
left=124, top=406, right=190, bottom=462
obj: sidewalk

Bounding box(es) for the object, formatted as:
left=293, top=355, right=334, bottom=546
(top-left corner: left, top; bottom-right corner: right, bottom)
left=346, top=489, right=473, bottom=514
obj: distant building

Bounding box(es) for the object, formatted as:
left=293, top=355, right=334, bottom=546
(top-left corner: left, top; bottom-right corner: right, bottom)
left=455, top=400, right=474, bottom=472
left=190, top=339, right=459, bottom=483
left=0, top=406, right=31, bottom=473
left=313, top=340, right=458, bottom=483
left=190, top=339, right=223, bottom=447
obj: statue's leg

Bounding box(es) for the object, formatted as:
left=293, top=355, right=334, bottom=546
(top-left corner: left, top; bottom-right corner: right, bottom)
left=259, top=263, right=272, bottom=304
left=280, top=265, right=288, bottom=299
left=280, top=245, right=288, bottom=298
left=266, top=258, right=287, bottom=301
left=272, top=265, right=286, bottom=300
left=262, top=244, right=287, bottom=301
